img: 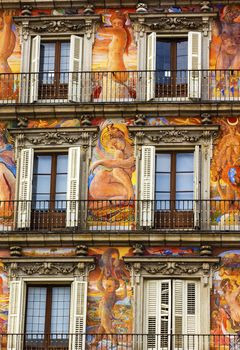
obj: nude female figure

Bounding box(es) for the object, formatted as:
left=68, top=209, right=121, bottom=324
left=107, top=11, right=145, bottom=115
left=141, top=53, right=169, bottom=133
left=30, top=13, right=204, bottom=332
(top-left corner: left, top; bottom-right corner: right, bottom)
left=0, top=11, right=16, bottom=98
left=98, top=12, right=132, bottom=84
left=97, top=271, right=127, bottom=334
left=89, top=125, right=135, bottom=201
left=221, top=279, right=240, bottom=327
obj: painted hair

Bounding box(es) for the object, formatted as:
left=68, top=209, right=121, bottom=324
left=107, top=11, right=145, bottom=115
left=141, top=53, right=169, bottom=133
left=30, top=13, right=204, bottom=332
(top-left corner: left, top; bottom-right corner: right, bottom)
left=110, top=11, right=132, bottom=55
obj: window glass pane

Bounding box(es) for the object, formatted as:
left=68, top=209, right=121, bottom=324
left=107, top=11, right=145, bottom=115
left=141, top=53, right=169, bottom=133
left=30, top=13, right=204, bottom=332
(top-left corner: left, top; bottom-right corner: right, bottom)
left=55, top=174, right=67, bottom=193
left=34, top=156, right=52, bottom=174
left=57, top=154, right=68, bottom=173
left=176, top=173, right=194, bottom=191
left=26, top=287, right=47, bottom=335
left=177, top=40, right=188, bottom=70
left=60, top=42, right=70, bottom=83
left=176, top=192, right=193, bottom=210
left=156, top=41, right=171, bottom=71
left=156, top=154, right=171, bottom=172
left=155, top=192, right=170, bottom=210
left=176, top=153, right=194, bottom=172
left=156, top=174, right=170, bottom=192
left=51, top=287, right=71, bottom=335
left=40, top=43, right=55, bottom=72
left=33, top=175, right=51, bottom=194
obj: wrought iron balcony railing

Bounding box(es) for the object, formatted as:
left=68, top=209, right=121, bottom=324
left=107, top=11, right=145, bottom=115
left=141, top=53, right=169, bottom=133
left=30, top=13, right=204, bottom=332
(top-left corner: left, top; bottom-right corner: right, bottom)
left=1, top=333, right=240, bottom=350
left=0, top=199, right=239, bottom=232
left=0, top=69, right=239, bottom=104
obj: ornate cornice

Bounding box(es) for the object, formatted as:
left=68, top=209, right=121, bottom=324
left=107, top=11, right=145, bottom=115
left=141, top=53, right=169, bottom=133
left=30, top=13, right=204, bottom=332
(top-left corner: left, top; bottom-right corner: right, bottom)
left=128, top=125, right=219, bottom=146
left=14, top=15, right=100, bottom=40
left=9, top=127, right=99, bottom=151
left=124, top=256, right=220, bottom=285
left=4, top=257, right=95, bottom=278
left=130, top=12, right=218, bottom=36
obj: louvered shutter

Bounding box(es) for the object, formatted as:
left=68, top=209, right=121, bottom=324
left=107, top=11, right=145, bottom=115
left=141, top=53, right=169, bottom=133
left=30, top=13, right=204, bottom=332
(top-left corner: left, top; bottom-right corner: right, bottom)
left=147, top=32, right=156, bottom=100
left=193, top=146, right=201, bottom=228
left=173, top=280, right=199, bottom=350
left=7, top=280, right=23, bottom=350
left=66, top=147, right=81, bottom=227
left=188, top=32, right=202, bottom=99
left=140, top=146, right=155, bottom=227
left=68, top=35, right=83, bottom=102
left=70, top=280, right=87, bottom=350
left=30, top=35, right=40, bottom=103
left=145, top=280, right=171, bottom=350
left=17, top=148, right=34, bottom=228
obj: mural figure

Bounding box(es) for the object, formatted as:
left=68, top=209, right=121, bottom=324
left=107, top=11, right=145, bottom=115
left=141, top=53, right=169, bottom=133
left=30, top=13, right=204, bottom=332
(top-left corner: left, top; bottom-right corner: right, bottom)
left=211, top=250, right=240, bottom=343
left=210, top=6, right=240, bottom=99
left=0, top=11, right=16, bottom=99
left=0, top=132, right=15, bottom=218
left=92, top=11, right=136, bottom=100
left=89, top=124, right=135, bottom=201
left=211, top=122, right=240, bottom=223
left=87, top=247, right=131, bottom=349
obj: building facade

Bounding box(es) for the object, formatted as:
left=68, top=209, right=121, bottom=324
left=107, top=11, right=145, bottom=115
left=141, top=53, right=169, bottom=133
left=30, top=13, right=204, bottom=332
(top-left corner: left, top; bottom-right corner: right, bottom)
left=0, top=0, right=240, bottom=349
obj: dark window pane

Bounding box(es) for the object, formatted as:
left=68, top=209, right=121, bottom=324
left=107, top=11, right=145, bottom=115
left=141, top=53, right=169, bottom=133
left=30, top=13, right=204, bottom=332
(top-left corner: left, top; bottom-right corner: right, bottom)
left=26, top=287, right=47, bottom=335
left=33, top=155, right=52, bottom=174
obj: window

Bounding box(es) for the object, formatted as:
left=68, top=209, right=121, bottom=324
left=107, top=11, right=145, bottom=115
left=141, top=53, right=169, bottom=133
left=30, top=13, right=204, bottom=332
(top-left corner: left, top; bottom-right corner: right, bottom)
left=146, top=32, right=202, bottom=100
left=30, top=35, right=83, bottom=102
left=140, top=146, right=200, bottom=228
left=144, top=279, right=199, bottom=350
left=25, top=286, right=71, bottom=349
left=32, top=154, right=68, bottom=209
left=17, top=147, right=81, bottom=228
left=156, top=39, right=188, bottom=97
left=39, top=41, right=70, bottom=99
left=155, top=152, right=194, bottom=209
left=8, top=280, right=87, bottom=349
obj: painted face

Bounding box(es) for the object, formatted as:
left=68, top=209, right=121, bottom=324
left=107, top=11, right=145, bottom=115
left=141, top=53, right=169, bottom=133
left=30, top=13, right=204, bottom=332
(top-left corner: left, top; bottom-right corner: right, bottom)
left=111, top=18, right=124, bottom=29
left=222, top=33, right=238, bottom=55
left=109, top=137, right=126, bottom=151
left=105, top=279, right=117, bottom=292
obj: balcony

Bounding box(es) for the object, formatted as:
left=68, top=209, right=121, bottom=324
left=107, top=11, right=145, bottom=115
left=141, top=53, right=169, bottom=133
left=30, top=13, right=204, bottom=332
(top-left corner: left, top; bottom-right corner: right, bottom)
left=0, top=199, right=239, bottom=233
left=1, top=70, right=240, bottom=105
left=2, top=333, right=239, bottom=350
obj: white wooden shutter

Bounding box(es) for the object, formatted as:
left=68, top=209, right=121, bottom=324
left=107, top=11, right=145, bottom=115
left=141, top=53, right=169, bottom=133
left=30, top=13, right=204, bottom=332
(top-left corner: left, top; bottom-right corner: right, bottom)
left=66, top=147, right=81, bottom=227
left=17, top=148, right=34, bottom=228
left=30, top=35, right=40, bottom=103
left=145, top=280, right=171, bottom=350
left=140, top=146, right=155, bottom=227
left=70, top=280, right=87, bottom=350
left=193, top=146, right=201, bottom=228
left=7, top=280, right=23, bottom=350
left=173, top=280, right=199, bottom=350
left=147, top=32, right=156, bottom=100
left=68, top=35, right=83, bottom=102
left=188, top=32, right=202, bottom=99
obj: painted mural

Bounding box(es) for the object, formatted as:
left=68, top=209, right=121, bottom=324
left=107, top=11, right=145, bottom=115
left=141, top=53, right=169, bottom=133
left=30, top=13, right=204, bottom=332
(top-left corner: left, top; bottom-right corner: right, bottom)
left=211, top=250, right=240, bottom=346
left=210, top=5, right=240, bottom=99
left=0, top=249, right=9, bottom=340
left=0, top=10, right=20, bottom=100
left=88, top=121, right=136, bottom=229
left=0, top=126, right=16, bottom=230
left=211, top=117, right=240, bottom=227
left=92, top=10, right=137, bottom=101
left=87, top=247, right=132, bottom=349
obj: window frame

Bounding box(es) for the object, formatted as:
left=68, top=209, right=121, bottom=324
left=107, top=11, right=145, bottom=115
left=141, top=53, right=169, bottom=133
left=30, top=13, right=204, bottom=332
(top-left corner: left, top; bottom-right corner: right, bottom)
left=32, top=152, right=68, bottom=210
left=25, top=284, right=71, bottom=338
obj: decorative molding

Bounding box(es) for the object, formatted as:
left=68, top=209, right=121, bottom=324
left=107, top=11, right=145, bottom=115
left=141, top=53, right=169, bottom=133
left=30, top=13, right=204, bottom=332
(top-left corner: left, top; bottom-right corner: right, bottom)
left=130, top=12, right=217, bottom=36
left=129, top=125, right=219, bottom=146
left=14, top=15, right=100, bottom=40
left=4, top=257, right=95, bottom=278
left=9, top=127, right=99, bottom=153
left=124, top=257, right=220, bottom=286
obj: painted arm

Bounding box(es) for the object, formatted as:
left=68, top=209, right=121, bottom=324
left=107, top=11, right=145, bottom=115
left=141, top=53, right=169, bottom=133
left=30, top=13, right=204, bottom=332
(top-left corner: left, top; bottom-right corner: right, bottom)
left=97, top=271, right=105, bottom=292
left=117, top=282, right=127, bottom=301
left=90, top=156, right=135, bottom=172
left=0, top=12, right=16, bottom=59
